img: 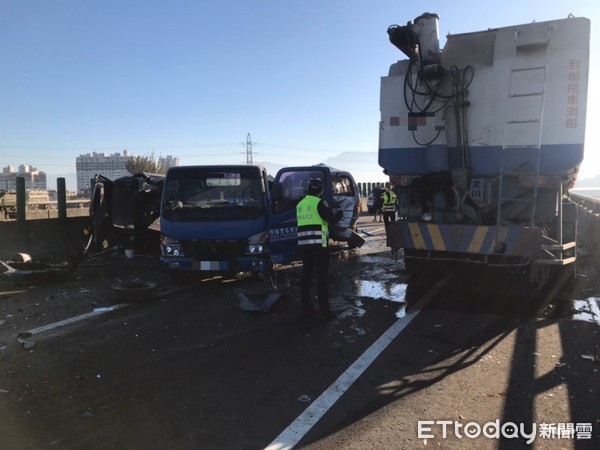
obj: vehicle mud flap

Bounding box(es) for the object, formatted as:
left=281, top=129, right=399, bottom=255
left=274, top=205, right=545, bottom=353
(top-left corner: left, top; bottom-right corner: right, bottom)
left=235, top=287, right=283, bottom=312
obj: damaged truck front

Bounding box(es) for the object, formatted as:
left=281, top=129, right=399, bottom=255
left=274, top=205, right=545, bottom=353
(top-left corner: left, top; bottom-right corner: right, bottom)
left=159, top=164, right=364, bottom=276
left=160, top=165, right=272, bottom=274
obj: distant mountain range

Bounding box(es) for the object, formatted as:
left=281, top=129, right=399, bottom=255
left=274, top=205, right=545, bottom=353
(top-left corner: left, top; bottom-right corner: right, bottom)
left=259, top=151, right=387, bottom=184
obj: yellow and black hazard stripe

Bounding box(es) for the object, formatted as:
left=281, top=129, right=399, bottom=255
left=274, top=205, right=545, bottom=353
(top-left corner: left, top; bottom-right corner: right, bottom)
left=398, top=223, right=542, bottom=257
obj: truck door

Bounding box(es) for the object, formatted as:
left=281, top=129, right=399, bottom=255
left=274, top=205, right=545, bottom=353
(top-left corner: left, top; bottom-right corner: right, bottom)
left=268, top=167, right=328, bottom=265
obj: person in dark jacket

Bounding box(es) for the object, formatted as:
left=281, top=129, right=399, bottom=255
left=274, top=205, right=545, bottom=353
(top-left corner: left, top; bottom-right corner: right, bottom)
left=296, top=178, right=343, bottom=321
left=372, top=186, right=383, bottom=222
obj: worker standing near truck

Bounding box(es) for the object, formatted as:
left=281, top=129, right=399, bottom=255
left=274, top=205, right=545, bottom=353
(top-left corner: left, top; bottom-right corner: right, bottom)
left=381, top=184, right=396, bottom=227
left=381, top=184, right=399, bottom=259
left=372, top=185, right=384, bottom=222
left=296, top=178, right=343, bottom=321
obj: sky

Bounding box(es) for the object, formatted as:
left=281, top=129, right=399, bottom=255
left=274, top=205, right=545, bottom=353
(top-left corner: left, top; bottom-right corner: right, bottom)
left=0, top=0, right=598, bottom=190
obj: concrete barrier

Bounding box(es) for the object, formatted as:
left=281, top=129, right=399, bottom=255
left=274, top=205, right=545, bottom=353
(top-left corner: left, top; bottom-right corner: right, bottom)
left=0, top=216, right=90, bottom=260
left=24, top=208, right=89, bottom=220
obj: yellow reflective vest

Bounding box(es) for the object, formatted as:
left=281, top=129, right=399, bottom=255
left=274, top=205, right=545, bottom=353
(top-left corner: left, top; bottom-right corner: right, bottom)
left=381, top=190, right=396, bottom=213
left=296, top=195, right=329, bottom=248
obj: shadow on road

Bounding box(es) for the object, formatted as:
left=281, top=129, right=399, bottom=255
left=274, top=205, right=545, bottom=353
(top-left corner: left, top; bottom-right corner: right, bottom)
left=300, top=258, right=600, bottom=448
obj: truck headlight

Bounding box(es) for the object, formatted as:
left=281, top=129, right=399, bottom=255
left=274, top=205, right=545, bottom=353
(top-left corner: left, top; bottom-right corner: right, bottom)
left=160, top=235, right=185, bottom=257
left=248, top=244, right=264, bottom=253
left=247, top=231, right=268, bottom=255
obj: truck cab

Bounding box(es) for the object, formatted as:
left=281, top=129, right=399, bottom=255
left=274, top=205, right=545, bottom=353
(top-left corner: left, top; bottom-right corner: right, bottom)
left=160, top=165, right=271, bottom=274
left=268, top=164, right=365, bottom=264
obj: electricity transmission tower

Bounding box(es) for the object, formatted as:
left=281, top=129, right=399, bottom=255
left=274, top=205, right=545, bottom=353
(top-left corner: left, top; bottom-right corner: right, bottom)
left=246, top=133, right=253, bottom=165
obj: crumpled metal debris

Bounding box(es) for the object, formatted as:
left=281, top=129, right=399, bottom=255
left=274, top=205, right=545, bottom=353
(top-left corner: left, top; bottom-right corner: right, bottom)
left=0, top=233, right=92, bottom=283
left=0, top=253, right=79, bottom=283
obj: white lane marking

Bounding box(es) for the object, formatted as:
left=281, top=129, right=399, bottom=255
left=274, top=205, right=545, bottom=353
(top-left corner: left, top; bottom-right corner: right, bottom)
left=572, top=298, right=600, bottom=326
left=20, top=282, right=200, bottom=338
left=23, top=303, right=129, bottom=336
left=586, top=298, right=600, bottom=326
left=265, top=285, right=440, bottom=450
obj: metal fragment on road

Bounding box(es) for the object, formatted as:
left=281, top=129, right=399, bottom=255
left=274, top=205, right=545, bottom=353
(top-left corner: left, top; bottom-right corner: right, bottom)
left=580, top=354, right=598, bottom=363
left=236, top=288, right=283, bottom=312
left=17, top=332, right=35, bottom=349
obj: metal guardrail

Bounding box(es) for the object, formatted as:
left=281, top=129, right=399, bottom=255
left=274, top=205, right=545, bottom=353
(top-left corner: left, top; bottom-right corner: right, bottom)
left=569, top=190, right=600, bottom=213
left=569, top=190, right=600, bottom=258
left=357, top=182, right=388, bottom=197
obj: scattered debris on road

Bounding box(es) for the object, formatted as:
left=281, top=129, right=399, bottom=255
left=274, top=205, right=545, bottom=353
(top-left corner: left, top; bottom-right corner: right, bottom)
left=236, top=287, right=284, bottom=312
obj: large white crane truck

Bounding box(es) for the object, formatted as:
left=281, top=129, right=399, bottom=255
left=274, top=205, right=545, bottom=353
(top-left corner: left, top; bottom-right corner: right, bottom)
left=379, top=13, right=590, bottom=286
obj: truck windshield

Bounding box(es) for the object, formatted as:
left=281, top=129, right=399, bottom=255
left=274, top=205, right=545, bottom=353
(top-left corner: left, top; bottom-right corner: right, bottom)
left=272, top=169, right=326, bottom=214
left=162, top=168, right=265, bottom=221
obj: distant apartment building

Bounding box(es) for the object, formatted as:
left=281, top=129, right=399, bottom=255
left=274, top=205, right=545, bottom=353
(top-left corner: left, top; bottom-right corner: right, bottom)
left=0, top=164, right=47, bottom=190
left=75, top=151, right=181, bottom=193
left=159, top=155, right=180, bottom=171
left=75, top=150, right=131, bottom=193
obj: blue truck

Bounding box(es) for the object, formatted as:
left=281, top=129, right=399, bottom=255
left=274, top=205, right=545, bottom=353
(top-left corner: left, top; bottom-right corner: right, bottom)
left=159, top=164, right=364, bottom=275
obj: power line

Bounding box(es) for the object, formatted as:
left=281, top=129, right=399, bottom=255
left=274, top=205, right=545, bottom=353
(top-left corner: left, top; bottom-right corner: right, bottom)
left=0, top=141, right=371, bottom=154
left=0, top=143, right=242, bottom=150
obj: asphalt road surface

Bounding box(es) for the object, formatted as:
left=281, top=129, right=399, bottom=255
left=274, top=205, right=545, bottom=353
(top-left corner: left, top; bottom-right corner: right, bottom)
left=0, top=215, right=599, bottom=449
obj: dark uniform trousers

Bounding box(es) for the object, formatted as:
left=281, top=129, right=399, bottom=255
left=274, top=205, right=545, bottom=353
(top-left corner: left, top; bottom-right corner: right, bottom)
left=300, top=246, right=330, bottom=315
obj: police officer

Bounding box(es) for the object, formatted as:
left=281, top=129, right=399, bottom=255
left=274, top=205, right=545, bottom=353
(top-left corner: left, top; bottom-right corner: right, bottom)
left=381, top=184, right=397, bottom=227
left=296, top=178, right=343, bottom=320
left=381, top=183, right=399, bottom=259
